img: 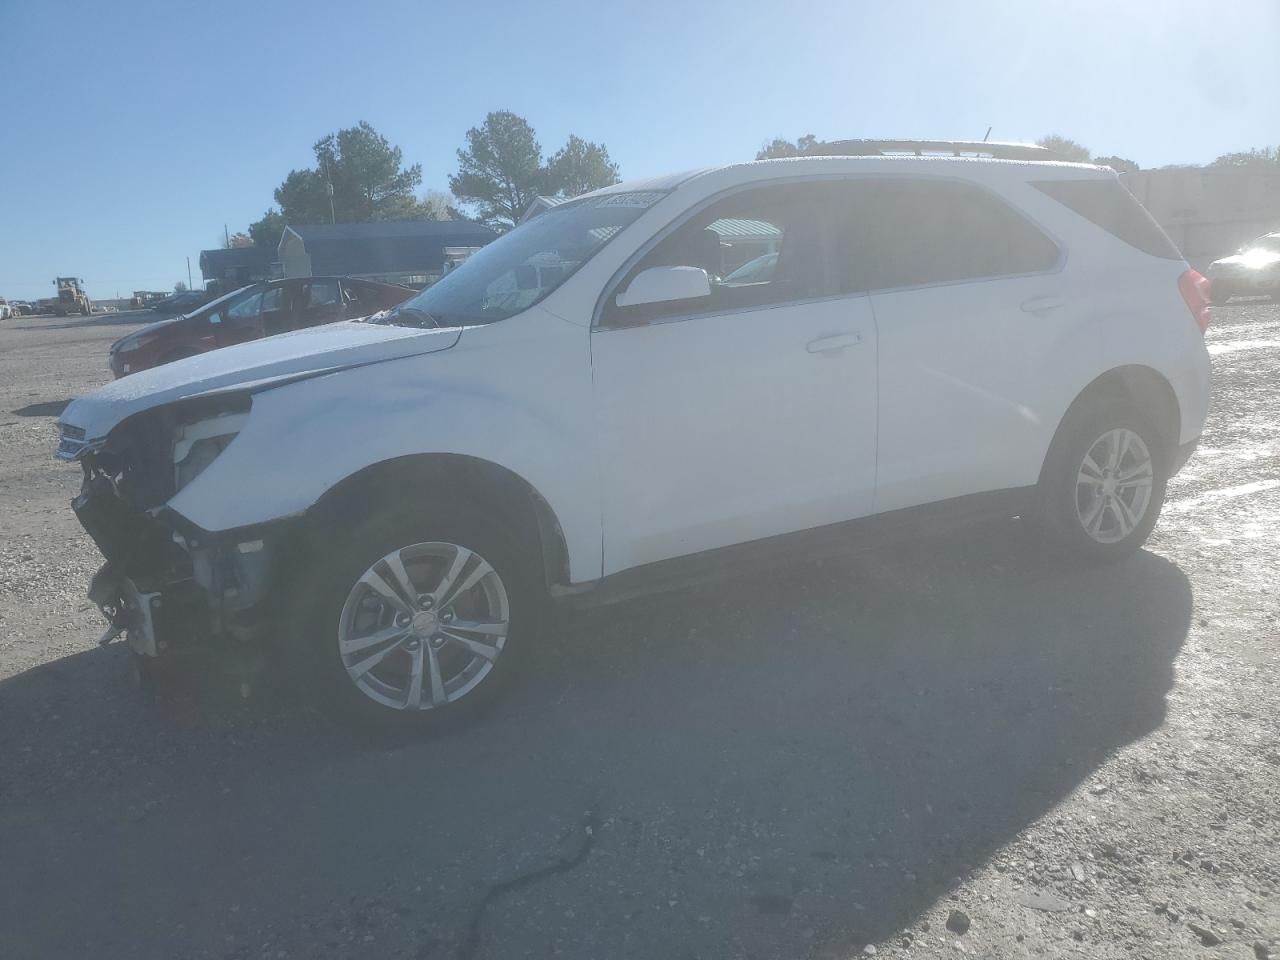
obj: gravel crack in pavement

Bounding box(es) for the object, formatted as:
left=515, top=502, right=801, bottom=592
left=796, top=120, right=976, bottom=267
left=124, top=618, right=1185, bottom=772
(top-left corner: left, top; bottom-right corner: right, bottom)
left=456, top=810, right=600, bottom=960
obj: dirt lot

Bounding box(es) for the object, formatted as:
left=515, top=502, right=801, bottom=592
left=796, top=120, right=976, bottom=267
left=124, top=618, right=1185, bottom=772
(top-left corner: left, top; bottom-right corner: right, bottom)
left=0, top=304, right=1277, bottom=960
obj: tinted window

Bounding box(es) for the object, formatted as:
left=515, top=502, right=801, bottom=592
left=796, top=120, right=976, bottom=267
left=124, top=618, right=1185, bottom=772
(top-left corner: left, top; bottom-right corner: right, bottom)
left=844, top=179, right=1060, bottom=292
left=261, top=287, right=284, bottom=312
left=207, top=285, right=264, bottom=325
left=342, top=281, right=397, bottom=313
left=226, top=290, right=263, bottom=322
left=1033, top=178, right=1181, bottom=260
left=307, top=280, right=340, bottom=307
left=607, top=181, right=834, bottom=325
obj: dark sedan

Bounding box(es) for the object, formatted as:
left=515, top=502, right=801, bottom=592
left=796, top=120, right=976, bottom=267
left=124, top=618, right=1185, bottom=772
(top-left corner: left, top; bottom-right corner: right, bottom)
left=109, top=276, right=414, bottom=378
left=148, top=290, right=216, bottom=316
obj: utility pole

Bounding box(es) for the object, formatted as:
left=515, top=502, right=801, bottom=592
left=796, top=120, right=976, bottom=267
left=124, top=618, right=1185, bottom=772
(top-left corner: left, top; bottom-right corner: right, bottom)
left=983, top=126, right=992, bottom=143
left=323, top=157, right=336, bottom=224
left=225, top=224, right=230, bottom=247
left=187, top=256, right=193, bottom=291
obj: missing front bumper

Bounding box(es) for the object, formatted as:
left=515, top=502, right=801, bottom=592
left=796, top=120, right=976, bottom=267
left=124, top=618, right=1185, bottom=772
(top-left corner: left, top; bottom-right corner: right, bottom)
left=87, top=563, right=205, bottom=658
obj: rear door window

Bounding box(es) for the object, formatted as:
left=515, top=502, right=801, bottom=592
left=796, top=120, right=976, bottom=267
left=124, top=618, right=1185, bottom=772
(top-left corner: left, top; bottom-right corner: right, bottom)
left=307, top=280, right=340, bottom=307
left=297, top=280, right=344, bottom=328
left=1032, top=178, right=1182, bottom=259
left=842, top=179, right=1061, bottom=292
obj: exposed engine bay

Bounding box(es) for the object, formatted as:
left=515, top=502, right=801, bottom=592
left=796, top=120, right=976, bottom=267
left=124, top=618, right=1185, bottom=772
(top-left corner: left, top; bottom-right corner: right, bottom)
left=62, top=395, right=287, bottom=659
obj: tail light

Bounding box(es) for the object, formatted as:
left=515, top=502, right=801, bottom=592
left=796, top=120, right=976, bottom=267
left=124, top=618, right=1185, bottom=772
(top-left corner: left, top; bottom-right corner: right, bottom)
left=1178, top=269, right=1212, bottom=334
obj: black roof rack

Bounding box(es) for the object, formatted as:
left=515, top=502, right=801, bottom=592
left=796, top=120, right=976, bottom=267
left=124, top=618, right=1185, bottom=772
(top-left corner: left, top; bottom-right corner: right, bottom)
left=813, top=139, right=1065, bottom=162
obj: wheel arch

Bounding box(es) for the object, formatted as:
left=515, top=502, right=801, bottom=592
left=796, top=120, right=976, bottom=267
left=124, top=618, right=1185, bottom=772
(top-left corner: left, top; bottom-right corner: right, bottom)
left=1041, top=365, right=1182, bottom=482
left=303, top=453, right=572, bottom=594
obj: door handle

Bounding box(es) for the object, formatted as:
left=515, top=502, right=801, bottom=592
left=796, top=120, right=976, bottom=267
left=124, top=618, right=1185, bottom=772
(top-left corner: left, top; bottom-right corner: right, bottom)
left=806, top=332, right=864, bottom=354
left=1020, top=296, right=1066, bottom=315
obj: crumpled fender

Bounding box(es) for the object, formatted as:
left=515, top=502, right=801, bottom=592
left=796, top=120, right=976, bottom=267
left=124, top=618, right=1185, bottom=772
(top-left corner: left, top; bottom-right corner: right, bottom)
left=167, top=309, right=604, bottom=583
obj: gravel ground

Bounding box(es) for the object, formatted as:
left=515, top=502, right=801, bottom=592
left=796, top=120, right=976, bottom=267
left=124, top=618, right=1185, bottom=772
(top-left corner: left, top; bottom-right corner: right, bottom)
left=0, top=304, right=1277, bottom=960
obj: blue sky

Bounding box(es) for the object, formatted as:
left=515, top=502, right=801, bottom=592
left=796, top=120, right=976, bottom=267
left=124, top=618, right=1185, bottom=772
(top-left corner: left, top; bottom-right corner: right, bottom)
left=1, top=0, right=1277, bottom=302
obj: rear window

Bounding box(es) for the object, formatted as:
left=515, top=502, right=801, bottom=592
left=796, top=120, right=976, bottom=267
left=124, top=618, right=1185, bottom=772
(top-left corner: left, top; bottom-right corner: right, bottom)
left=843, top=179, right=1061, bottom=292
left=1032, top=179, right=1182, bottom=260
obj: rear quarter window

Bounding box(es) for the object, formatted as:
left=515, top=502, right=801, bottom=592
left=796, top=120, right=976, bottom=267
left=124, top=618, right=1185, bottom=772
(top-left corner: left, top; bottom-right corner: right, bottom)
left=1032, top=178, right=1182, bottom=260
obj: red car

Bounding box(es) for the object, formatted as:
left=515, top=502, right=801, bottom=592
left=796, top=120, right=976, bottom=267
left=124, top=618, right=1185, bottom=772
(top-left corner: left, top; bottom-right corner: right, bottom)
left=108, top=276, right=414, bottom=378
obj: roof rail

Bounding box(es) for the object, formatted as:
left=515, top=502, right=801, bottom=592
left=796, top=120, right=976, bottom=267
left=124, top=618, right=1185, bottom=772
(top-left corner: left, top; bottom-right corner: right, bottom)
left=814, top=139, right=1065, bottom=162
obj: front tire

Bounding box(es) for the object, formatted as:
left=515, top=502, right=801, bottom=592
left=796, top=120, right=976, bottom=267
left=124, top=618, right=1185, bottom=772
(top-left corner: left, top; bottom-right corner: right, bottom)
left=1033, top=399, right=1168, bottom=563
left=289, top=504, right=537, bottom=734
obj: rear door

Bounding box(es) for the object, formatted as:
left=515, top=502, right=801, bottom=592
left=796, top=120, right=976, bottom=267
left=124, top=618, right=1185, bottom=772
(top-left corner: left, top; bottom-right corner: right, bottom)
left=859, top=178, right=1070, bottom=511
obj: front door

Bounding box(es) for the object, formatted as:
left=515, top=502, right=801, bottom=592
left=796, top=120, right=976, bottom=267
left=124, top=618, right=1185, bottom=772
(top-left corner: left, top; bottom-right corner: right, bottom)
left=257, top=285, right=291, bottom=336
left=213, top=286, right=267, bottom=346
left=590, top=181, right=879, bottom=576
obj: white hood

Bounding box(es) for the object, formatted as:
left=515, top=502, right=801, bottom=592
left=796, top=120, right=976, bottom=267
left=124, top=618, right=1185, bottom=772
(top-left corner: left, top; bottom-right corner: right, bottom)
left=59, top=320, right=462, bottom=446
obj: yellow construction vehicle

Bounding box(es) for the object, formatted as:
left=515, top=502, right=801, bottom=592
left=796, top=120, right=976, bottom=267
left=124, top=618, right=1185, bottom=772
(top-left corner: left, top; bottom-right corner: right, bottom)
left=53, top=277, right=92, bottom=317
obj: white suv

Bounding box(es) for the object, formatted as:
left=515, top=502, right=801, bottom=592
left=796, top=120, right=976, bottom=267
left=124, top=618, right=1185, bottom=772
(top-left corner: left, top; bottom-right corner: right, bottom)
left=57, top=149, right=1212, bottom=731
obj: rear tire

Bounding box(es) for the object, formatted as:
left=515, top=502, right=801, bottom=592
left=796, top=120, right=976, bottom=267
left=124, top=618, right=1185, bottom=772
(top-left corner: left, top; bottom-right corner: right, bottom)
left=1031, top=398, right=1169, bottom=563
left=1209, top=282, right=1232, bottom=306
left=288, top=503, right=539, bottom=735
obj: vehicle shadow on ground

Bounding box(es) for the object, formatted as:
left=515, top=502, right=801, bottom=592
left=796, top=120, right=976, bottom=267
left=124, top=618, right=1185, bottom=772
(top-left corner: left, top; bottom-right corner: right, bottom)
left=0, top=523, right=1191, bottom=959
left=11, top=399, right=70, bottom=417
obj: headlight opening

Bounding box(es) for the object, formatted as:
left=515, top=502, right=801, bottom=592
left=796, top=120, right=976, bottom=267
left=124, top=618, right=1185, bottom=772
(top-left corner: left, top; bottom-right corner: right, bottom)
left=172, top=413, right=249, bottom=491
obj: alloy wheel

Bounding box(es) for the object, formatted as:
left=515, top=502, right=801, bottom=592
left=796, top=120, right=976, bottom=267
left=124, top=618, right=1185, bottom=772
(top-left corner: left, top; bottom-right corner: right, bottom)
left=337, top=541, right=510, bottom=710
left=1074, top=428, right=1154, bottom=544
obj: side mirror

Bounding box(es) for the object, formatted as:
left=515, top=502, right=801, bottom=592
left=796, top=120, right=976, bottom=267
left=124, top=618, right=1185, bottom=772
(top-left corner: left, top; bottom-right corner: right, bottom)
left=614, top=265, right=711, bottom=308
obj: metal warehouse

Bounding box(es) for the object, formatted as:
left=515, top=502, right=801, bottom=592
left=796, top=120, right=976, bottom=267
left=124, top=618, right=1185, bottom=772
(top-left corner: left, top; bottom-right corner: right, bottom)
left=277, top=220, right=498, bottom=287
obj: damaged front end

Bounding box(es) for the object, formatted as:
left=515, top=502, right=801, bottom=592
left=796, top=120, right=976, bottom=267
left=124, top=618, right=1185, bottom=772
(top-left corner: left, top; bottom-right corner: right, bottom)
left=60, top=395, right=292, bottom=661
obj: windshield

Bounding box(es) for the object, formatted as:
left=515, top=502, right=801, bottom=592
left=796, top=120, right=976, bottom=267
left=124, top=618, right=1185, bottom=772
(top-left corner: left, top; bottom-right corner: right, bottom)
left=191, top=284, right=255, bottom=316
left=371, top=192, right=666, bottom=327
left=1245, top=236, right=1280, bottom=254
